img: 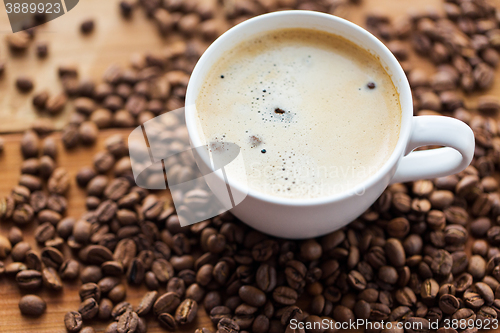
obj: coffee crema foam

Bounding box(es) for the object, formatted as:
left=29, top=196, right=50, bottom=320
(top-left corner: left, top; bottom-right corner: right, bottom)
left=195, top=28, right=401, bottom=199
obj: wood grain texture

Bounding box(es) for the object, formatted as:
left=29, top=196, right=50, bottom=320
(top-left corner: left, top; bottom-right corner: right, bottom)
left=0, top=0, right=499, bottom=332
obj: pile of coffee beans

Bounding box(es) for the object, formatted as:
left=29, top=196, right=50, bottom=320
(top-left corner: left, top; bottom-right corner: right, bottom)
left=2, top=0, right=500, bottom=332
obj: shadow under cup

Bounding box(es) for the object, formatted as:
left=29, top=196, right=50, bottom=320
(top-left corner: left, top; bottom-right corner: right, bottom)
left=184, top=10, right=414, bottom=239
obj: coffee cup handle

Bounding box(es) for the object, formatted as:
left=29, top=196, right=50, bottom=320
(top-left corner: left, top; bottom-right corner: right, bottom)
left=390, top=116, right=475, bottom=184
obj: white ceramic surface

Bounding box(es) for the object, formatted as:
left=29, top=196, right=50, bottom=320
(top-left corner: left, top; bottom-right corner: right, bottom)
left=185, top=10, right=475, bottom=239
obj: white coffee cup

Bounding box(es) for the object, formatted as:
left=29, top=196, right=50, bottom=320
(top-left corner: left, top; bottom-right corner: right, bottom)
left=185, top=10, right=475, bottom=239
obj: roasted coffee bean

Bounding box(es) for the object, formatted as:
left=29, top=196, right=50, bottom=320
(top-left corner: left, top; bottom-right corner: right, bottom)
left=45, top=237, right=64, bottom=249
left=77, top=167, right=97, bottom=188
left=6, top=262, right=27, bottom=275
left=475, top=282, right=494, bottom=305
left=451, top=251, right=468, bottom=274
left=127, top=258, right=145, bottom=284
left=105, top=322, right=118, bottom=333
left=40, top=156, right=56, bottom=179
left=79, top=297, right=99, bottom=320
left=114, top=238, right=137, bottom=269
left=430, top=249, right=453, bottom=275
left=102, top=261, right=124, bottom=277
left=354, top=300, right=371, bottom=320
left=348, top=270, right=367, bottom=290
left=20, top=130, right=39, bottom=159
left=142, top=195, right=164, bottom=220
left=210, top=306, right=232, bottom=325
left=73, top=220, right=92, bottom=244
left=334, top=305, right=355, bottom=323
left=389, top=305, right=413, bottom=322
left=34, top=222, right=55, bottom=244
left=16, top=269, right=42, bottom=289
left=25, top=250, right=42, bottom=271
left=256, top=263, right=277, bottom=292
left=463, top=290, right=484, bottom=308
left=65, top=311, right=83, bottom=333
left=109, top=284, right=127, bottom=303
left=196, top=263, right=213, bottom=286
left=451, top=308, right=476, bottom=322
left=30, top=191, right=47, bottom=213
left=379, top=266, right=398, bottom=284
left=41, top=137, right=58, bottom=159
left=395, top=287, right=417, bottom=307
left=151, top=258, right=174, bottom=283
left=117, top=309, right=139, bottom=333
left=62, top=124, right=80, bottom=149
left=60, top=259, right=80, bottom=280
left=455, top=273, right=473, bottom=293
left=21, top=158, right=40, bottom=175
left=273, top=286, right=298, bottom=305
left=19, top=294, right=46, bottom=316
left=421, top=279, right=439, bottom=301
left=13, top=203, right=34, bottom=225
left=80, top=283, right=101, bottom=301
left=438, top=294, right=460, bottom=314
left=111, top=301, right=133, bottom=320
left=207, top=233, right=226, bottom=254
left=41, top=247, right=64, bottom=269
left=158, top=312, right=178, bottom=330
left=0, top=235, right=12, bottom=259
left=104, top=177, right=130, bottom=201
left=300, top=239, right=322, bottom=261
left=94, top=151, right=115, bottom=173
left=95, top=200, right=117, bottom=223
left=405, top=317, right=429, bottom=333
left=154, top=292, right=180, bottom=315
left=239, top=285, right=266, bottom=307
left=6, top=31, right=30, bottom=51
left=98, top=276, right=120, bottom=293
left=79, top=121, right=98, bottom=145
left=285, top=259, right=307, bottom=289
left=469, top=255, right=486, bottom=279
left=38, top=209, right=62, bottom=225
left=81, top=328, right=96, bottom=333
left=175, top=298, right=198, bottom=324
left=167, top=277, right=185, bottom=297
left=42, top=267, right=63, bottom=290
left=136, top=291, right=158, bottom=316
left=57, top=217, right=75, bottom=239
left=47, top=168, right=69, bottom=195
left=7, top=226, right=23, bottom=245
left=203, top=291, right=221, bottom=312
left=99, top=298, right=114, bottom=320
left=16, top=76, right=34, bottom=92
left=369, top=303, right=391, bottom=321
left=145, top=271, right=160, bottom=290
left=84, top=245, right=114, bottom=265
left=81, top=265, right=103, bottom=283
left=218, top=317, right=240, bottom=333
left=213, top=260, right=230, bottom=285
left=19, top=174, right=42, bottom=191
left=12, top=186, right=30, bottom=204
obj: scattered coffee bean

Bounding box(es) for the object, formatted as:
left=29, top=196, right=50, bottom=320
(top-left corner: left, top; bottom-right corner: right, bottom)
left=16, top=76, right=34, bottom=92
left=65, top=311, right=83, bottom=333
left=81, top=19, right=95, bottom=34
left=18, top=295, right=46, bottom=317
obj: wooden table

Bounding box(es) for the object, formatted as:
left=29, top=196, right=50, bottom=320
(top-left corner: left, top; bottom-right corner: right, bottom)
left=0, top=0, right=499, bottom=332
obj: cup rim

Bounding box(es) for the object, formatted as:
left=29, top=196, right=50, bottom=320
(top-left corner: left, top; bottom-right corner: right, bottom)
left=185, top=10, right=413, bottom=206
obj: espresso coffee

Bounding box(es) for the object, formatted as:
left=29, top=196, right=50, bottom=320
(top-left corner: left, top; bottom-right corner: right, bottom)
left=195, top=28, right=401, bottom=199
